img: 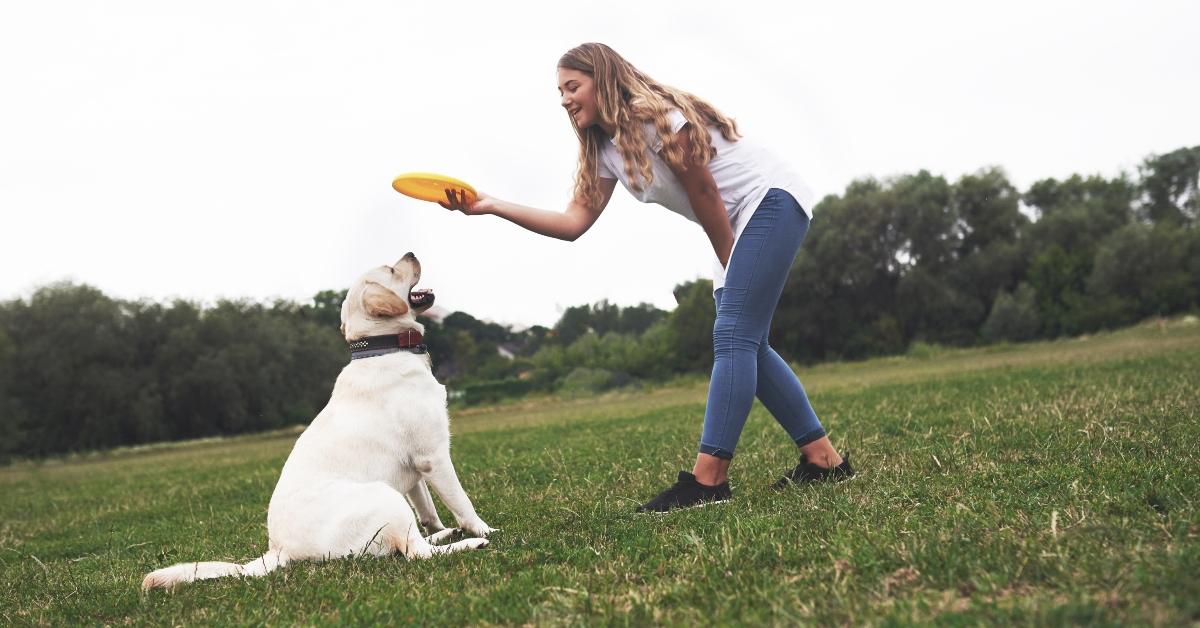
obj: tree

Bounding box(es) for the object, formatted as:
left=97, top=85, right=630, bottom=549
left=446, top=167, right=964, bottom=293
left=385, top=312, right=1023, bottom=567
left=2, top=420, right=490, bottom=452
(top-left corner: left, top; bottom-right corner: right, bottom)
left=896, top=266, right=983, bottom=345
left=617, top=302, right=667, bottom=335
left=892, top=170, right=959, bottom=273
left=666, top=280, right=716, bottom=372
left=588, top=300, right=621, bottom=336
left=303, top=289, right=348, bottom=329
left=1024, top=174, right=1135, bottom=255
left=552, top=305, right=592, bottom=346
left=1027, top=245, right=1093, bottom=336
left=953, top=167, right=1026, bottom=256
left=1, top=283, right=134, bottom=454
left=947, top=168, right=1029, bottom=322
left=774, top=181, right=904, bottom=361
left=1087, top=222, right=1198, bottom=323
left=0, top=324, right=28, bottom=461
left=1023, top=174, right=1137, bottom=336
left=1137, top=145, right=1200, bottom=226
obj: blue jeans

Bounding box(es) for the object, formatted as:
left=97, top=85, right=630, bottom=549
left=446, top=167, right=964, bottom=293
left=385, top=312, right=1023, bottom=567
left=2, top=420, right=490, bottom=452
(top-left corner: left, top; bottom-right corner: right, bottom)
left=699, top=188, right=826, bottom=460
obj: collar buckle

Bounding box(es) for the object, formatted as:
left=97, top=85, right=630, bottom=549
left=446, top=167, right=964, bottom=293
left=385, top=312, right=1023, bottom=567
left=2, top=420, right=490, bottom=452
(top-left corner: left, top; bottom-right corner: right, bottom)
left=347, top=329, right=427, bottom=360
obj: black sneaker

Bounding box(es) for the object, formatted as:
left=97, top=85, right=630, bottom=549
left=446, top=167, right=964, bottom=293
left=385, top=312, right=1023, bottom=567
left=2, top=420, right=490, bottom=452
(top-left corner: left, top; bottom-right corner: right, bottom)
left=772, top=452, right=855, bottom=490
left=636, top=471, right=732, bottom=513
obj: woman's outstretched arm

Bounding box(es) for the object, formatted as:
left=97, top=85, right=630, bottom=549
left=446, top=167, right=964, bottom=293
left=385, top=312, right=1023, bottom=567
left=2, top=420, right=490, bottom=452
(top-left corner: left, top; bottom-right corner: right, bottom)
left=440, top=177, right=617, bottom=242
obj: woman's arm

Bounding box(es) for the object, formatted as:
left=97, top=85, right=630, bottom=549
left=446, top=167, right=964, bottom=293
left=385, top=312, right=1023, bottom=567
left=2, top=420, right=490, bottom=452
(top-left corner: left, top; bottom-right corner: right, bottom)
left=665, top=126, right=733, bottom=268
left=441, top=178, right=617, bottom=242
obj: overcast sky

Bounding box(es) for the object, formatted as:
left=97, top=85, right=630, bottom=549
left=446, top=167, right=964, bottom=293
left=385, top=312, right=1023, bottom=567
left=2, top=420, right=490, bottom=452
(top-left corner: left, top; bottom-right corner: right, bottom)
left=2, top=1, right=1198, bottom=328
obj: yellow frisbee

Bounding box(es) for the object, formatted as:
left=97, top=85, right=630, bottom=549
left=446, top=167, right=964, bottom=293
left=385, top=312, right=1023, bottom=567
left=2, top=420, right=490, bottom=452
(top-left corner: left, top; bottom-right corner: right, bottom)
left=392, top=172, right=477, bottom=205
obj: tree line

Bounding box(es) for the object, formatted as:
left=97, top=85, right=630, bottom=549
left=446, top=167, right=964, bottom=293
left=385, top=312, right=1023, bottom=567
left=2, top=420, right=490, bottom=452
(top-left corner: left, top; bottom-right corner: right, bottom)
left=1, top=146, right=1196, bottom=460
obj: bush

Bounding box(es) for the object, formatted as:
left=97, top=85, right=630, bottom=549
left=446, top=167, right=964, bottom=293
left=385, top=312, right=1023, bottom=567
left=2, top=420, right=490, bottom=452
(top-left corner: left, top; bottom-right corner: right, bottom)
left=457, top=379, right=537, bottom=406
left=982, top=283, right=1041, bottom=343
left=558, top=367, right=632, bottom=397
left=906, top=341, right=944, bottom=360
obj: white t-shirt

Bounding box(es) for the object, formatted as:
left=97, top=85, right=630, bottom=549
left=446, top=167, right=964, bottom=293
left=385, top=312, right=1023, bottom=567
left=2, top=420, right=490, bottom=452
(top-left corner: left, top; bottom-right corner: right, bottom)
left=597, top=109, right=816, bottom=291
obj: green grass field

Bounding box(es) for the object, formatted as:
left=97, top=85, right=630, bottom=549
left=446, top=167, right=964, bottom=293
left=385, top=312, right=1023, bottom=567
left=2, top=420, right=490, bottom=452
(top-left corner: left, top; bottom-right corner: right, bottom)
left=2, top=319, right=1198, bottom=625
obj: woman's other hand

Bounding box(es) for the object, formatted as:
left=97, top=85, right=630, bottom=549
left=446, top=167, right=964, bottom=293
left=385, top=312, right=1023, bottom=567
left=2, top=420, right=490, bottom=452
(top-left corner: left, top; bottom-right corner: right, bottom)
left=439, top=189, right=496, bottom=215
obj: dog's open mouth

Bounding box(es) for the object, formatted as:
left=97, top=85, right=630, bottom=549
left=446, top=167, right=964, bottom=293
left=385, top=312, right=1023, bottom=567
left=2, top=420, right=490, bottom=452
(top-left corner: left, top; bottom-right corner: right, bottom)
left=409, top=288, right=434, bottom=311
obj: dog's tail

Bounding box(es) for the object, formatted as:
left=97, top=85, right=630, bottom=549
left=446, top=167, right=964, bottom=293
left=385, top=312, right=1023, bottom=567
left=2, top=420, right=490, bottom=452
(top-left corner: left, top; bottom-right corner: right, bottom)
left=142, top=550, right=286, bottom=591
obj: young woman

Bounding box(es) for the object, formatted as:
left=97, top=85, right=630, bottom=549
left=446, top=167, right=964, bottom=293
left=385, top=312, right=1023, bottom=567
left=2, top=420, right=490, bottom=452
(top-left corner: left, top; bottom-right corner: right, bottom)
left=441, top=43, right=854, bottom=513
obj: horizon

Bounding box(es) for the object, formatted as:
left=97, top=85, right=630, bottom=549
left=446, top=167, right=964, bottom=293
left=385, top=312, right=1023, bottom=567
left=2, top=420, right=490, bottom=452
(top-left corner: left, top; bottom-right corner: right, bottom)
left=2, top=144, right=1184, bottom=332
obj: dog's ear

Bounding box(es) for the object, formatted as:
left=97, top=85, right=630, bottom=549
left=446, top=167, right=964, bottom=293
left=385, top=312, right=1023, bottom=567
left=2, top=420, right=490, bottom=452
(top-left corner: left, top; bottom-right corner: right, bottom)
left=339, top=295, right=351, bottom=336
left=362, top=281, right=409, bottom=318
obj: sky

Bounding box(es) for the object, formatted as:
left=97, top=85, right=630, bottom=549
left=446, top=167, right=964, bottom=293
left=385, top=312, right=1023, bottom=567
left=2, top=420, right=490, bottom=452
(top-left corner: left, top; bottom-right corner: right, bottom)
left=2, top=0, right=1198, bottom=328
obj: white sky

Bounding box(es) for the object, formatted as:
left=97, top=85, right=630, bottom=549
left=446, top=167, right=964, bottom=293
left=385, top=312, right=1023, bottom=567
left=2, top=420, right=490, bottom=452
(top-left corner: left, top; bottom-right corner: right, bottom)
left=2, top=1, right=1198, bottom=328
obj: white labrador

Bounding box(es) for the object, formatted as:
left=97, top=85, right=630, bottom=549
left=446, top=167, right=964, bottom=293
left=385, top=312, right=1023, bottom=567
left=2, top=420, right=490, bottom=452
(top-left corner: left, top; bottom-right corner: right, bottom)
left=143, top=253, right=494, bottom=590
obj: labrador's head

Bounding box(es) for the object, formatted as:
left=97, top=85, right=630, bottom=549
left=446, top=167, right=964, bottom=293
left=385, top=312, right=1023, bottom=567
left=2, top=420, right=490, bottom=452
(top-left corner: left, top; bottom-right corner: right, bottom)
left=340, top=252, right=435, bottom=340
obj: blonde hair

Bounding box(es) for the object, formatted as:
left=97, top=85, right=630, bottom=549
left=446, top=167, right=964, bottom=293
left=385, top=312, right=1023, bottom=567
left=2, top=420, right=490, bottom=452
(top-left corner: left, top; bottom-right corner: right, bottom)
left=558, top=43, right=740, bottom=209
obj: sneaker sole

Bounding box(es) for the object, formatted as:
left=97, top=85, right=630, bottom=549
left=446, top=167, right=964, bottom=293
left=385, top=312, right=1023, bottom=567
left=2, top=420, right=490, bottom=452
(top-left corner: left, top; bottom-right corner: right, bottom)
left=636, top=496, right=732, bottom=515
left=773, top=474, right=857, bottom=491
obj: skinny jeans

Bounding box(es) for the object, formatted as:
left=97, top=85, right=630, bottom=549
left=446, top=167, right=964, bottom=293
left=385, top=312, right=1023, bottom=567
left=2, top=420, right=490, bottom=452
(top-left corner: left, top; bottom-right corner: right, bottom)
left=699, top=188, right=825, bottom=459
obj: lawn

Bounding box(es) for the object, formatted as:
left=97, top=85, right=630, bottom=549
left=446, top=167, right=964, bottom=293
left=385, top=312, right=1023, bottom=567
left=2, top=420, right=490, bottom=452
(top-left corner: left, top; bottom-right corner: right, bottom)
left=1, top=319, right=1198, bottom=625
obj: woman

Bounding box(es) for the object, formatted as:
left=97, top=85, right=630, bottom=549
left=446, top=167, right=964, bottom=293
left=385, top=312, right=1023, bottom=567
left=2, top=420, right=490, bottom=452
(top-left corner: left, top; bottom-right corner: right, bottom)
left=441, top=43, right=854, bottom=513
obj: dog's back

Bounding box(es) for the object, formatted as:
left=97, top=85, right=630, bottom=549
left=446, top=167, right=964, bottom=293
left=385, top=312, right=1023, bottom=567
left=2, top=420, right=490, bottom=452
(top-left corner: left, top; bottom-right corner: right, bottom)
left=272, top=351, right=448, bottom=500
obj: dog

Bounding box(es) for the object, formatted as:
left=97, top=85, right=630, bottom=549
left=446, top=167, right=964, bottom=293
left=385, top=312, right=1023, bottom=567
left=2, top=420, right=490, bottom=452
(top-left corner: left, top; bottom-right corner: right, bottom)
left=143, top=252, right=494, bottom=590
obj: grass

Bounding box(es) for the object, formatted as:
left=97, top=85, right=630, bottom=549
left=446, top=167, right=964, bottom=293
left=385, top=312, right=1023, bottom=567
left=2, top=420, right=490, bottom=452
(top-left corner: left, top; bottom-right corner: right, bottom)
left=1, top=319, right=1198, bottom=625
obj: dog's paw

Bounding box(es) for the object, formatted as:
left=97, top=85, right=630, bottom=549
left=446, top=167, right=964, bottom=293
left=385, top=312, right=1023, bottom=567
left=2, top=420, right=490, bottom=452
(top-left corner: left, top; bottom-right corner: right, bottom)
left=459, top=518, right=498, bottom=538
left=421, top=519, right=448, bottom=536
left=425, top=527, right=459, bottom=545
left=461, top=537, right=489, bottom=550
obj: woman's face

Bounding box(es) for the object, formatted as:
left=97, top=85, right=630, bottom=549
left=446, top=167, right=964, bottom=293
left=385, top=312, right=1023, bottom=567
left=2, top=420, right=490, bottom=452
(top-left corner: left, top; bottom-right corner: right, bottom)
left=557, top=67, right=600, bottom=130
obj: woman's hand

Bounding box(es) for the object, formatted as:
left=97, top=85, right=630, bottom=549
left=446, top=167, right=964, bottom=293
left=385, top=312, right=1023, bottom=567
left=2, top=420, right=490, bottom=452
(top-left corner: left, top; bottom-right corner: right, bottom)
left=437, top=178, right=614, bottom=241
left=439, top=189, right=496, bottom=216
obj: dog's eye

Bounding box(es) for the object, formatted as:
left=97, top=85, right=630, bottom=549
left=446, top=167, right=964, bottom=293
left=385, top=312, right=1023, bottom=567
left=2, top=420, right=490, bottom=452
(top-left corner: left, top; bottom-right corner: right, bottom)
left=389, top=267, right=394, bottom=274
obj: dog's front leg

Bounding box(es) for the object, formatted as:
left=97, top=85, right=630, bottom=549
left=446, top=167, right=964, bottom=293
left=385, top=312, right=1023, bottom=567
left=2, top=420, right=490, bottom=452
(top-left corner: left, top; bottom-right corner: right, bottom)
left=420, top=450, right=496, bottom=538
left=405, top=480, right=447, bottom=535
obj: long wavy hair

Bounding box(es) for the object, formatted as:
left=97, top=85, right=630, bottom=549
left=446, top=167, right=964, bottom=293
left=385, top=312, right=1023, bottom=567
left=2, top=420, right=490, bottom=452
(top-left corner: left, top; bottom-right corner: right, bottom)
left=558, top=43, right=740, bottom=209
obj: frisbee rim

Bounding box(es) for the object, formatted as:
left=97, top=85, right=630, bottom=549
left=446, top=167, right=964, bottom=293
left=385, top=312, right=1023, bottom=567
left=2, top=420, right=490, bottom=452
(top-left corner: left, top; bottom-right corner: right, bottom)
left=392, top=172, right=478, bottom=204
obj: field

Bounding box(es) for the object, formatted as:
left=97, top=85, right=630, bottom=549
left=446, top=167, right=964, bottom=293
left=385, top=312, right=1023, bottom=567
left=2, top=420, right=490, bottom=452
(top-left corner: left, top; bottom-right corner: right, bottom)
left=2, top=319, right=1198, bottom=625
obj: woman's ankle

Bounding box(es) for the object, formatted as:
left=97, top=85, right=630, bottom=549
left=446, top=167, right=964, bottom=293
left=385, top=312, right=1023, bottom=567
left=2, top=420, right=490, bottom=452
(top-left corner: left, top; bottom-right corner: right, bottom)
left=798, top=438, right=843, bottom=469
left=693, top=453, right=731, bottom=486
left=808, top=452, right=843, bottom=469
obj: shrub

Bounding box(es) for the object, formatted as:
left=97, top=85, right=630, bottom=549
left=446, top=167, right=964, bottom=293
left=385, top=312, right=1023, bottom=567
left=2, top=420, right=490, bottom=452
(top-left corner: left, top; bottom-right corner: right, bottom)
left=982, top=283, right=1041, bottom=343
left=559, top=367, right=631, bottom=397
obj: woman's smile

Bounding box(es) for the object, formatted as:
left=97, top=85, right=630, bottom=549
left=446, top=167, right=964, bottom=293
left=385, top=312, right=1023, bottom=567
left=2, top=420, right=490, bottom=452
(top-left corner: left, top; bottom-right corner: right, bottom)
left=558, top=67, right=597, bottom=130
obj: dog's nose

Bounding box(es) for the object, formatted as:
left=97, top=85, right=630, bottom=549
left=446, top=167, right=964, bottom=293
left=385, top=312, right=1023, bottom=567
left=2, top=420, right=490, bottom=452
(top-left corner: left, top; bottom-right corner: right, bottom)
left=397, top=252, right=421, bottom=278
